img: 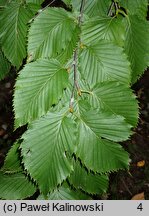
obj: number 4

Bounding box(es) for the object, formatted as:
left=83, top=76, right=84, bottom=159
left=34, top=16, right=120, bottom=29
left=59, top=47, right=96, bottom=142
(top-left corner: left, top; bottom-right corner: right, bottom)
left=137, top=203, right=143, bottom=211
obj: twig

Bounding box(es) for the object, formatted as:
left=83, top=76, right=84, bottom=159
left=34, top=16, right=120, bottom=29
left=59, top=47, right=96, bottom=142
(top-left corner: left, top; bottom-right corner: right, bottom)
left=107, top=1, right=120, bottom=17
left=40, top=0, right=56, bottom=12
left=78, top=0, right=86, bottom=25
left=107, top=1, right=115, bottom=16
left=69, top=0, right=85, bottom=112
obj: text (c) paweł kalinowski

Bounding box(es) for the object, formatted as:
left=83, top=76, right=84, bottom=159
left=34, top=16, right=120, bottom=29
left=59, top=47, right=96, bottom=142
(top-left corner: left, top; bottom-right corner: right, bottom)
left=20, top=202, right=103, bottom=212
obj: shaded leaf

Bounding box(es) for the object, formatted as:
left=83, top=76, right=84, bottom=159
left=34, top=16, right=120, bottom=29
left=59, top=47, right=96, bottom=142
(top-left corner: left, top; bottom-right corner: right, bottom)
left=27, top=3, right=41, bottom=15
left=0, top=172, right=36, bottom=200
left=0, top=2, right=33, bottom=68
left=2, top=142, right=22, bottom=173
left=26, top=0, right=44, bottom=4
left=69, top=160, right=109, bottom=194
left=62, top=0, right=71, bottom=6
left=0, top=0, right=9, bottom=7
left=119, top=0, right=148, bottom=19
left=0, top=49, right=11, bottom=80
left=38, top=183, right=91, bottom=200
left=124, top=15, right=149, bottom=83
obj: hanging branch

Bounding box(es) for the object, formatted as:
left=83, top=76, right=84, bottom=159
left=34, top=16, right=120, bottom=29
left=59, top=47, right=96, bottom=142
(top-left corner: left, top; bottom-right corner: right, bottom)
left=69, top=0, right=85, bottom=112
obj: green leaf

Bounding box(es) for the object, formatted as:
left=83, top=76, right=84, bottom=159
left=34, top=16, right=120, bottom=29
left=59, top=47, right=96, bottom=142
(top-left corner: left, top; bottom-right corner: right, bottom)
left=0, top=172, right=36, bottom=200
left=21, top=111, right=77, bottom=195
left=79, top=40, right=131, bottom=87
left=56, top=27, right=80, bottom=64
left=79, top=106, right=132, bottom=142
left=38, top=183, right=90, bottom=200
left=0, top=2, right=33, bottom=68
left=0, top=0, right=9, bottom=7
left=77, top=125, right=130, bottom=173
left=14, top=59, right=68, bottom=128
left=124, top=15, right=149, bottom=83
left=82, top=16, right=125, bottom=46
left=76, top=101, right=130, bottom=173
left=26, top=0, right=44, bottom=4
left=27, top=3, right=41, bottom=15
left=119, top=0, right=148, bottom=19
left=62, top=0, right=71, bottom=6
left=0, top=49, right=11, bottom=80
left=69, top=160, right=109, bottom=195
left=0, top=142, right=36, bottom=200
left=51, top=83, right=72, bottom=112
left=2, top=143, right=22, bottom=173
left=28, top=7, right=79, bottom=61
left=72, top=0, right=111, bottom=17
left=89, top=81, right=138, bottom=126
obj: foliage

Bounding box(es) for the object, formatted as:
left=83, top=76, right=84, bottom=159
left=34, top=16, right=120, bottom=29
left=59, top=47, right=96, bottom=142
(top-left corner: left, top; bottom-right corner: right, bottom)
left=0, top=0, right=148, bottom=199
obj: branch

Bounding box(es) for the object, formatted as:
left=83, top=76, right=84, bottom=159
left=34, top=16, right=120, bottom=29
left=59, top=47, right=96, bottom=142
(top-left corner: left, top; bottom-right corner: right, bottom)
left=69, top=0, right=85, bottom=112
left=78, top=0, right=86, bottom=26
